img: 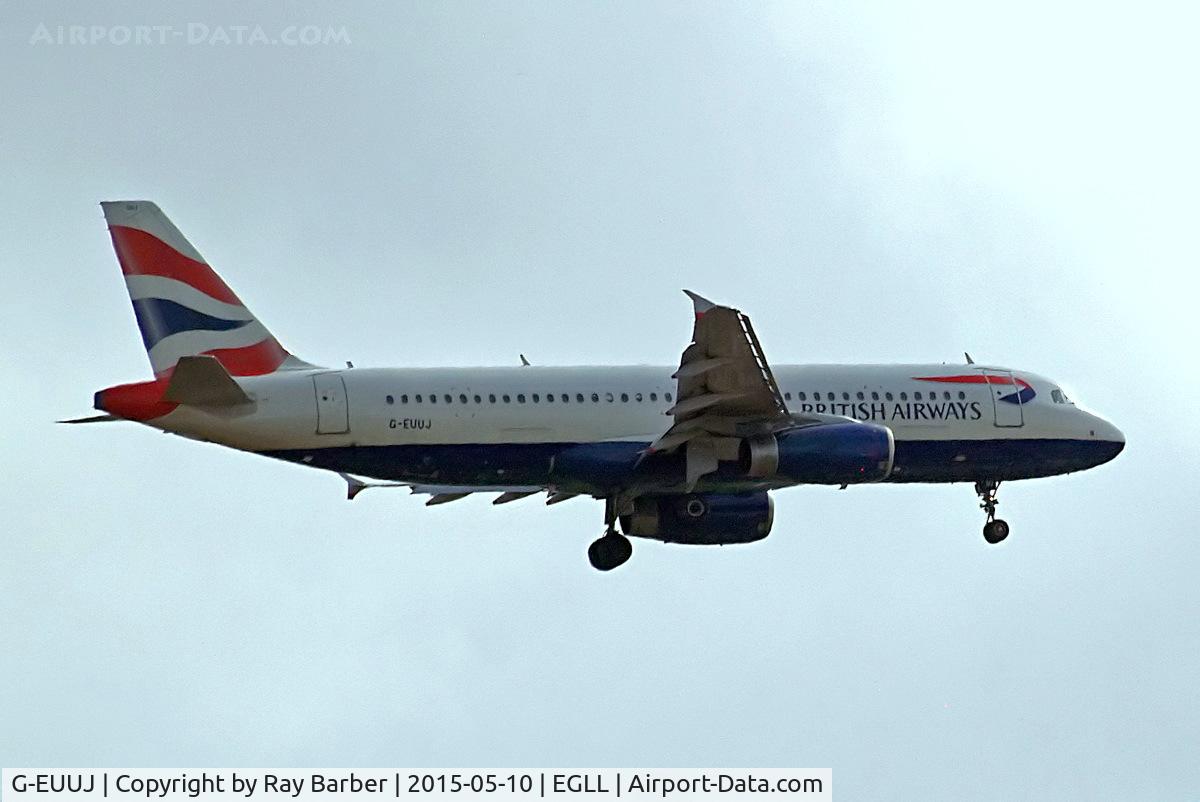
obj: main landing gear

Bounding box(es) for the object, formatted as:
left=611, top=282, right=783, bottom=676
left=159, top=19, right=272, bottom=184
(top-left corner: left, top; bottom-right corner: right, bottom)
left=588, top=529, right=632, bottom=571
left=975, top=480, right=1010, bottom=544
left=588, top=497, right=633, bottom=571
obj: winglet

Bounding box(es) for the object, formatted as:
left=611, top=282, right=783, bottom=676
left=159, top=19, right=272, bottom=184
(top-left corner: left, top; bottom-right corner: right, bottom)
left=683, top=290, right=717, bottom=319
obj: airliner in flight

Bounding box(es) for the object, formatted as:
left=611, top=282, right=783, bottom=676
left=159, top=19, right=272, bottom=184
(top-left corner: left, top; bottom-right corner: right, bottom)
left=71, top=201, right=1125, bottom=570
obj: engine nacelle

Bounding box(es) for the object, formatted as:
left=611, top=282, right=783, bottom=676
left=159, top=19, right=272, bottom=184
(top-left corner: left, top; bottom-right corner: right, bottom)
left=620, top=492, right=774, bottom=545
left=740, top=421, right=894, bottom=484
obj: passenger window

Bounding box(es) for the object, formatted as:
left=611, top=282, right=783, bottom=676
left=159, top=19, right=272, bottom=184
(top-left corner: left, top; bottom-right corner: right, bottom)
left=546, top=393, right=554, bottom=403
left=401, top=394, right=409, bottom=404
left=650, top=392, right=658, bottom=401
left=799, top=392, right=807, bottom=401
left=517, top=394, right=526, bottom=403
left=576, top=393, right=585, bottom=403
left=856, top=391, right=864, bottom=400
left=900, top=392, right=908, bottom=401
left=562, top=393, right=569, bottom=403
left=958, top=391, right=966, bottom=400
left=386, top=395, right=394, bottom=405
left=473, top=394, right=481, bottom=404
left=459, top=394, right=467, bottom=404
left=532, top=393, right=540, bottom=403
left=605, top=392, right=614, bottom=402
left=488, top=394, right=496, bottom=403
left=871, top=392, right=879, bottom=400
left=620, top=393, right=629, bottom=402
left=827, top=392, right=835, bottom=401
left=503, top=394, right=511, bottom=403
left=842, top=392, right=850, bottom=401
left=915, top=392, right=922, bottom=400
left=415, top=394, right=423, bottom=403
left=443, top=394, right=452, bottom=404
left=430, top=394, right=437, bottom=404
left=635, top=392, right=643, bottom=402
left=885, top=392, right=893, bottom=401
left=784, top=392, right=792, bottom=400
left=591, top=393, right=599, bottom=403
left=665, top=392, right=673, bottom=401
left=943, top=391, right=951, bottom=400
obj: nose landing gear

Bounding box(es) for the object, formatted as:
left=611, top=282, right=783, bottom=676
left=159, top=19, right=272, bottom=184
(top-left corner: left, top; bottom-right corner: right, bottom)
left=976, top=480, right=1009, bottom=544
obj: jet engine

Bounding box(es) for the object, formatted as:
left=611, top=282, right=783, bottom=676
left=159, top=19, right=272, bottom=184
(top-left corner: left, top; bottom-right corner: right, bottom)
left=619, top=492, right=774, bottom=545
left=739, top=420, right=894, bottom=484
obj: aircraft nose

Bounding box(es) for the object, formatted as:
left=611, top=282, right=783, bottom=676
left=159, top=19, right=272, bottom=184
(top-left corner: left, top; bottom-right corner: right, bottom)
left=1097, top=417, right=1124, bottom=445
left=1088, top=415, right=1125, bottom=464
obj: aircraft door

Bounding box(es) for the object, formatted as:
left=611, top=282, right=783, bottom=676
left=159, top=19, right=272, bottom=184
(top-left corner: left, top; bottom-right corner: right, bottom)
left=981, top=369, right=1024, bottom=427
left=313, top=373, right=350, bottom=434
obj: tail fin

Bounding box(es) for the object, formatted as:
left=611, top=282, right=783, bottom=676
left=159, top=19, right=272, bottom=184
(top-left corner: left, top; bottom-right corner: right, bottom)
left=101, top=200, right=310, bottom=377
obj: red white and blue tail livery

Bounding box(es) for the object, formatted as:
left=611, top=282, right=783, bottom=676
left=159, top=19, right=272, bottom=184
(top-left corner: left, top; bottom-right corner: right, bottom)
left=102, top=201, right=307, bottom=378
left=73, top=201, right=1125, bottom=570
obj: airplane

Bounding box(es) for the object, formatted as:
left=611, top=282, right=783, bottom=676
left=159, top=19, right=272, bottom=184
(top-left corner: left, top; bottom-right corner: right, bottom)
left=69, top=201, right=1125, bottom=571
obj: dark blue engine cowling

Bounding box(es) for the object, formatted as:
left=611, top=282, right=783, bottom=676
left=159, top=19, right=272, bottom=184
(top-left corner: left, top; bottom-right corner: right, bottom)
left=619, top=492, right=774, bottom=545
left=741, top=421, right=894, bottom=484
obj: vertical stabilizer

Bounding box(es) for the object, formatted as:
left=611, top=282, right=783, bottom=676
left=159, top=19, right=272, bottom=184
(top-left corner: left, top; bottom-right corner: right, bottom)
left=101, top=200, right=310, bottom=376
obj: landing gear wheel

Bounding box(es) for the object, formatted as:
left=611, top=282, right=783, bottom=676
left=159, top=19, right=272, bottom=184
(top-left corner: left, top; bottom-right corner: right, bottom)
left=983, top=519, right=1010, bottom=544
left=974, top=480, right=1009, bottom=544
left=587, top=531, right=632, bottom=571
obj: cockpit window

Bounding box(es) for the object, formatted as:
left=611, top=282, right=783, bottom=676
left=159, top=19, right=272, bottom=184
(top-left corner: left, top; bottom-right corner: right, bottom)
left=1051, top=388, right=1075, bottom=405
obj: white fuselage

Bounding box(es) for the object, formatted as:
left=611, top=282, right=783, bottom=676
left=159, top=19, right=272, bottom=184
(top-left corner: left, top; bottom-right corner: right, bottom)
left=149, top=362, right=1123, bottom=490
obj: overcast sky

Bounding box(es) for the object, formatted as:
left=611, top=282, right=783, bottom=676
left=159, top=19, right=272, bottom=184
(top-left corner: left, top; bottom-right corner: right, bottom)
left=2, top=1, right=1198, bottom=798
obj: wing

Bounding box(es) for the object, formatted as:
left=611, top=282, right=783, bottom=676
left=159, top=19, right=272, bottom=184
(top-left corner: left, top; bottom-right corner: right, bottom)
left=650, top=291, right=810, bottom=487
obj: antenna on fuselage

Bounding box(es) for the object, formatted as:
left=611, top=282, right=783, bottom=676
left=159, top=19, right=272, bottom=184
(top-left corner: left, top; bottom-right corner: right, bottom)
left=964, top=352, right=975, bottom=365
left=519, top=354, right=531, bottom=366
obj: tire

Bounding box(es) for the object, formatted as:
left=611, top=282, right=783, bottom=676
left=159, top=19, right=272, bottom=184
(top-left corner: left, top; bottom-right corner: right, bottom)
left=983, top=519, right=1010, bottom=544
left=588, top=533, right=632, bottom=571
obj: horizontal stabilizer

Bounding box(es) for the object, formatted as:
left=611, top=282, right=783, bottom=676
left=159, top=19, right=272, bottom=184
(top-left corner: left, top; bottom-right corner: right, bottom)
left=163, top=355, right=251, bottom=406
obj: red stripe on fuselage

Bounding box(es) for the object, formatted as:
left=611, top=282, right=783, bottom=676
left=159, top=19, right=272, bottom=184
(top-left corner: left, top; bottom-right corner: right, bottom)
left=915, top=374, right=1016, bottom=385
left=109, top=225, right=242, bottom=305
left=915, top=374, right=1032, bottom=391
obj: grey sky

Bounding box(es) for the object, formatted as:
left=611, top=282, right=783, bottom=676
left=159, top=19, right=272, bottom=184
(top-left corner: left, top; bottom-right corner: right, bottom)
left=2, top=1, right=1197, bottom=797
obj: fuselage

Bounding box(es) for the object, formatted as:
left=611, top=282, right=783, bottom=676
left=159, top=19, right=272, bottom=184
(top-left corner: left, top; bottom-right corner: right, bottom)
left=105, top=362, right=1125, bottom=495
